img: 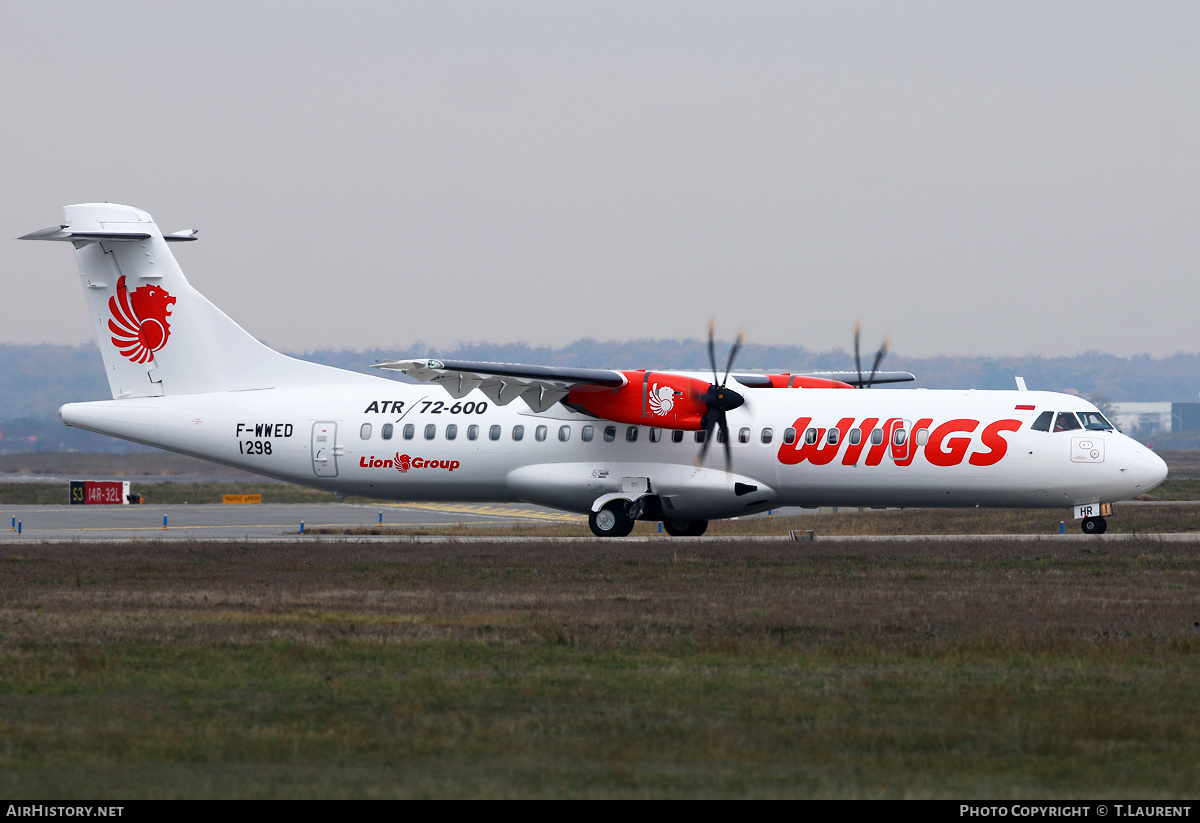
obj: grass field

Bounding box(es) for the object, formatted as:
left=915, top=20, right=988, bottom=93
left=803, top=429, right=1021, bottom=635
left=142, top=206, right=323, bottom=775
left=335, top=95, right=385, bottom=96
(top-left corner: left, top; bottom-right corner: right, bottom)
left=1, top=450, right=1198, bottom=797
left=1, top=538, right=1199, bottom=798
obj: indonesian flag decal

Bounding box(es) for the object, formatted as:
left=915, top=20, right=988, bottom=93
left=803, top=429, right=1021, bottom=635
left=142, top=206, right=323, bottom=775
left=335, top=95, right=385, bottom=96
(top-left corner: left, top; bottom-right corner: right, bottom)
left=108, top=275, right=176, bottom=364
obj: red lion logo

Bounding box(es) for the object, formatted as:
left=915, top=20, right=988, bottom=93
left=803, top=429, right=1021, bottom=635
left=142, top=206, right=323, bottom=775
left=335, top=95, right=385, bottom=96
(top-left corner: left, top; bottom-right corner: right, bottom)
left=395, top=453, right=411, bottom=473
left=108, top=275, right=176, bottom=364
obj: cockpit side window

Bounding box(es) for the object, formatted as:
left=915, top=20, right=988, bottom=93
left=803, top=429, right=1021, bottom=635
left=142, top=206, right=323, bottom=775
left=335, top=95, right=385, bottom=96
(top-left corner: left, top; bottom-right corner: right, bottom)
left=1031, top=411, right=1053, bottom=432
left=1053, top=412, right=1082, bottom=432
left=1077, top=411, right=1114, bottom=431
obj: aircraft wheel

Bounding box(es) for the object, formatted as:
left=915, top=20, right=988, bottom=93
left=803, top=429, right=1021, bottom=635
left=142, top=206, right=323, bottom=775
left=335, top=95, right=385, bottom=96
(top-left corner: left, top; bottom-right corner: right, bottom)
left=589, top=504, right=634, bottom=537
left=1081, top=516, right=1107, bottom=535
left=664, top=519, right=709, bottom=537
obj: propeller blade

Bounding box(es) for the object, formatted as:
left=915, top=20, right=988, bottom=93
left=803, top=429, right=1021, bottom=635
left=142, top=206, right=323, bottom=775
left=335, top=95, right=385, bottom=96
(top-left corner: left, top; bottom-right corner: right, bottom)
left=854, top=319, right=863, bottom=389
left=865, top=335, right=891, bottom=389
left=707, top=317, right=719, bottom=385
left=719, top=410, right=733, bottom=473
left=721, top=327, right=746, bottom=386
left=695, top=415, right=718, bottom=467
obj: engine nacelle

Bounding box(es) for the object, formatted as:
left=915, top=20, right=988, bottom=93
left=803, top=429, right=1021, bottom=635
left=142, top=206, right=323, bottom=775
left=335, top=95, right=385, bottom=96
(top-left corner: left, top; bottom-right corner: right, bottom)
left=566, top=370, right=711, bottom=430
left=742, top=373, right=855, bottom=389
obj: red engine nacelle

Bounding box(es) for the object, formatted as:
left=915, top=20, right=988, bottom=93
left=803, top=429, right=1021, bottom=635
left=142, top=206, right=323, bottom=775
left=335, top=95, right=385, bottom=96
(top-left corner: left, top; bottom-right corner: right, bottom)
left=566, top=371, right=712, bottom=430
left=757, top=373, right=854, bottom=389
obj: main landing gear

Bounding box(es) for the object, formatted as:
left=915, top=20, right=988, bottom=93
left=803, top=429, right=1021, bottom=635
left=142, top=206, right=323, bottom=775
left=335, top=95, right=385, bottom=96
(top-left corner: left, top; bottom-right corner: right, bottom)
left=587, top=502, right=711, bottom=538
left=589, top=504, right=635, bottom=537
left=1081, top=516, right=1108, bottom=535
left=663, top=519, right=709, bottom=537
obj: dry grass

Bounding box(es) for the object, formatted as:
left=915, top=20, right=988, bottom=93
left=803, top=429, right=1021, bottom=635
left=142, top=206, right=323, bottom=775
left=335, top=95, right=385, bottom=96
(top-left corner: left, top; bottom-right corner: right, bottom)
left=1, top=538, right=1199, bottom=798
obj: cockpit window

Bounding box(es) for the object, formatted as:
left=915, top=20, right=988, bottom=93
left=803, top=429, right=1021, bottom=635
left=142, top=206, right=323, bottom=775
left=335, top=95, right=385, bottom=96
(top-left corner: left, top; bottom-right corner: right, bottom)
left=1077, top=411, right=1114, bottom=431
left=1031, top=411, right=1053, bottom=432
left=1053, top=412, right=1082, bottom=432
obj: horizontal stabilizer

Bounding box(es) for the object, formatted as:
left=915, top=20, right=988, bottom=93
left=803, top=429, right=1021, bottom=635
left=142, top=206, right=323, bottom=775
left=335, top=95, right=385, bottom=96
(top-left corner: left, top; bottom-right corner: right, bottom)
left=21, top=226, right=197, bottom=243
left=20, top=225, right=149, bottom=242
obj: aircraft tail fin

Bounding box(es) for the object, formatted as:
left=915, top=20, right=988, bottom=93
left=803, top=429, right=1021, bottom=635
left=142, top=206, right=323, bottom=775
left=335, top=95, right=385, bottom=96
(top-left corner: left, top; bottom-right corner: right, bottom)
left=23, top=203, right=352, bottom=398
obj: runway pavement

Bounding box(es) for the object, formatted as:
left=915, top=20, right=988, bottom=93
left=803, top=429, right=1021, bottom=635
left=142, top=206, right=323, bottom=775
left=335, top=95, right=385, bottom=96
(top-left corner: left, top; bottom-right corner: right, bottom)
left=0, top=500, right=589, bottom=541
left=2, top=500, right=1198, bottom=543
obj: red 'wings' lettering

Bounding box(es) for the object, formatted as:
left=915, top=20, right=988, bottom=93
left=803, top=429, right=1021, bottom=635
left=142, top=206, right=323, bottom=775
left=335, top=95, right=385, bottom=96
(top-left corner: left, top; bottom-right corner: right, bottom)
left=969, top=419, right=1022, bottom=466
left=924, top=419, right=980, bottom=467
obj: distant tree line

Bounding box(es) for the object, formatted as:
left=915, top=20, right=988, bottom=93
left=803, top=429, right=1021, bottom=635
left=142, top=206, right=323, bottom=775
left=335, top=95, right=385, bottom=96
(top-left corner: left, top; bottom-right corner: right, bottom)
left=3, top=341, right=1199, bottom=452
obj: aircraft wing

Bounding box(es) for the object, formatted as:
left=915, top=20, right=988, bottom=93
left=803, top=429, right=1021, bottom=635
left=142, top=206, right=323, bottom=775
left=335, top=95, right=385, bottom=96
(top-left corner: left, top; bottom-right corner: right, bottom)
left=733, top=371, right=916, bottom=388
left=372, top=359, right=627, bottom=413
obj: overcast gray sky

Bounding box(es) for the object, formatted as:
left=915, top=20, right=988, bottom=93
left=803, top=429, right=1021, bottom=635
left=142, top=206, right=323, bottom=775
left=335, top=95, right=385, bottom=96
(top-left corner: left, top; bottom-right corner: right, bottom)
left=3, top=1, right=1198, bottom=359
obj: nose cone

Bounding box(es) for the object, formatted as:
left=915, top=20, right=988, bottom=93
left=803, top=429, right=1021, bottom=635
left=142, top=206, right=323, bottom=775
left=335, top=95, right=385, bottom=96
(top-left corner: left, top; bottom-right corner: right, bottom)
left=1129, top=445, right=1169, bottom=495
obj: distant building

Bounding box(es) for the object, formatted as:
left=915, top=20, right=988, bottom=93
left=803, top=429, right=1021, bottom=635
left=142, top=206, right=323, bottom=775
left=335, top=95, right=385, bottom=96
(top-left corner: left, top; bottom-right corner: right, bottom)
left=1172, top=402, right=1200, bottom=433
left=1109, top=402, right=1172, bottom=437
left=1109, top=401, right=1200, bottom=437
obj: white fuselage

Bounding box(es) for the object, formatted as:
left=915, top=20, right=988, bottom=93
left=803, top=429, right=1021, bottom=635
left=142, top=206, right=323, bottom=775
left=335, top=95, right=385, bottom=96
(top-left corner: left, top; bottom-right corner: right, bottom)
left=29, top=202, right=1166, bottom=528
left=60, top=378, right=1168, bottom=520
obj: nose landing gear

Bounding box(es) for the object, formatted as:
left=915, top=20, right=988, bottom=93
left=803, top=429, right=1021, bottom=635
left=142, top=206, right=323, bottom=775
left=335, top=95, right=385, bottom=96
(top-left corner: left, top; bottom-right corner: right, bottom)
left=1081, top=516, right=1108, bottom=535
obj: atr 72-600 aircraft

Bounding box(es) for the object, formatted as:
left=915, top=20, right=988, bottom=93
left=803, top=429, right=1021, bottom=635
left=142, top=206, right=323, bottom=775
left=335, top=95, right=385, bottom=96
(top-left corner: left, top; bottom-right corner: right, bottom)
left=23, top=203, right=1167, bottom=536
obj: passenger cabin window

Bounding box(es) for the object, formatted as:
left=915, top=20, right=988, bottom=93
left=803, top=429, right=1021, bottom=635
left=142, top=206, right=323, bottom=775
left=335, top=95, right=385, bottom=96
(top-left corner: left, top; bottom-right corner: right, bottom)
left=626, top=426, right=638, bottom=442
left=360, top=423, right=372, bottom=440
left=826, top=428, right=839, bottom=446
left=716, top=429, right=726, bottom=444
left=445, top=424, right=458, bottom=441
left=672, top=430, right=684, bottom=443
left=604, top=426, right=616, bottom=442
left=535, top=425, right=548, bottom=442
left=1031, top=411, right=1053, bottom=432
left=739, top=427, right=751, bottom=444
left=870, top=428, right=884, bottom=446
left=559, top=425, right=571, bottom=442
left=512, top=425, right=525, bottom=441
left=468, top=425, right=479, bottom=441
left=489, top=425, right=501, bottom=441
left=849, top=428, right=861, bottom=446
left=1077, top=411, right=1114, bottom=431
left=695, top=431, right=706, bottom=443
left=915, top=428, right=929, bottom=446
left=424, top=424, right=436, bottom=440
left=893, top=427, right=907, bottom=446
left=804, top=428, right=818, bottom=445
left=1053, top=412, right=1081, bottom=433
left=649, top=428, right=661, bottom=443
left=582, top=425, right=594, bottom=442
left=382, top=423, right=393, bottom=440
left=784, top=428, right=796, bottom=445
left=761, top=427, right=773, bottom=444
left=404, top=424, right=415, bottom=440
